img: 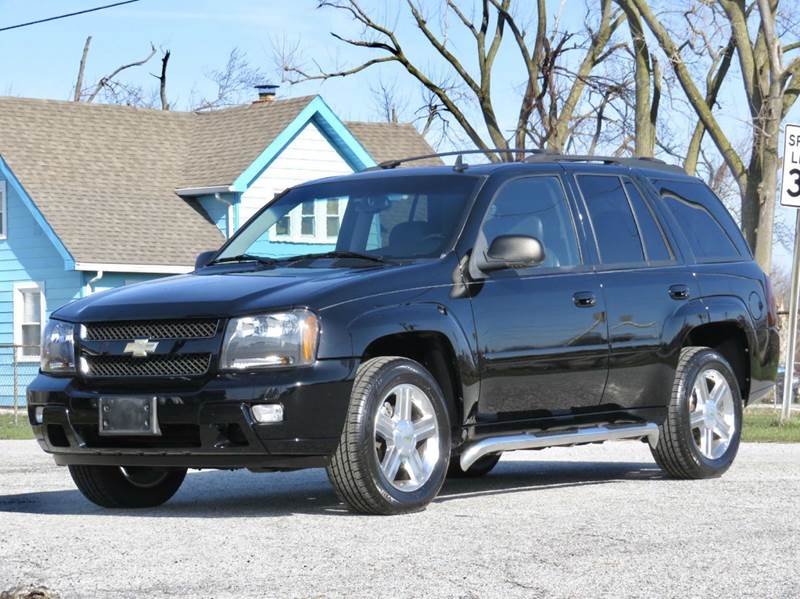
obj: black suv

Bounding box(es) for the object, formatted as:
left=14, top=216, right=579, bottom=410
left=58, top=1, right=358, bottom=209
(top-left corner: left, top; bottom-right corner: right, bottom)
left=29, top=153, right=779, bottom=514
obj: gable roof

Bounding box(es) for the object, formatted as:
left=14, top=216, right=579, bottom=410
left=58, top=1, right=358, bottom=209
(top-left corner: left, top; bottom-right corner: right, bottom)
left=344, top=122, right=442, bottom=166
left=0, top=95, right=439, bottom=268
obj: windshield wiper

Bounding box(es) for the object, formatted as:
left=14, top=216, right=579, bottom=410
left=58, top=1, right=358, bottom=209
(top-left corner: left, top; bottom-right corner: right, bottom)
left=283, top=250, right=390, bottom=265
left=211, top=253, right=277, bottom=266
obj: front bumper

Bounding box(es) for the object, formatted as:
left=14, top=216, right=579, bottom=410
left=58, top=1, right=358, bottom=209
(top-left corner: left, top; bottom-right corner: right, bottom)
left=26, top=359, right=357, bottom=470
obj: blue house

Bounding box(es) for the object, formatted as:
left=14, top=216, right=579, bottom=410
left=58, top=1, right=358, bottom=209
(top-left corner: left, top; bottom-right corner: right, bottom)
left=0, top=91, right=437, bottom=406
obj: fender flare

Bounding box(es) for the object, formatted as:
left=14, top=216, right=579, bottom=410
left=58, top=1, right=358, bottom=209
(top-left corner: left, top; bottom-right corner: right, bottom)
left=346, top=301, right=480, bottom=428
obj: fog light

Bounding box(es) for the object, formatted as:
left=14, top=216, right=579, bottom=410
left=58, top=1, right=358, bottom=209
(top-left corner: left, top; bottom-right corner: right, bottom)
left=252, top=404, right=284, bottom=423
left=34, top=407, right=45, bottom=425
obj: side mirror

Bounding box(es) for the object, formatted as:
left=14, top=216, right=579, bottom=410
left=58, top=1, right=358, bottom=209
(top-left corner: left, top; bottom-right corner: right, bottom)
left=479, top=235, right=545, bottom=272
left=195, top=250, right=217, bottom=270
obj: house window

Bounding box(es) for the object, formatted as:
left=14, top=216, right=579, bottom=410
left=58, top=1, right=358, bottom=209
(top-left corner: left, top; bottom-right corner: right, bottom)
left=14, top=283, right=45, bottom=361
left=275, top=215, right=291, bottom=236
left=268, top=197, right=347, bottom=244
left=301, top=201, right=315, bottom=236
left=0, top=180, right=6, bottom=239
left=326, top=199, right=341, bottom=237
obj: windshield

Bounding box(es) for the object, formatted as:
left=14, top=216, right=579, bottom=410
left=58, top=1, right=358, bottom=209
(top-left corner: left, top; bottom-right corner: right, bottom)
left=216, top=175, right=482, bottom=263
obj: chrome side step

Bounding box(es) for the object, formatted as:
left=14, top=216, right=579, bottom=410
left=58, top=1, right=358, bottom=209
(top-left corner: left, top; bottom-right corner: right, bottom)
left=459, top=423, right=660, bottom=471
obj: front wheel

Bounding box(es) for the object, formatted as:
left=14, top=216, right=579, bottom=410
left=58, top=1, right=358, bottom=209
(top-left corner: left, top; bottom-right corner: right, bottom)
left=327, top=357, right=451, bottom=514
left=69, top=465, right=187, bottom=508
left=651, top=346, right=742, bottom=479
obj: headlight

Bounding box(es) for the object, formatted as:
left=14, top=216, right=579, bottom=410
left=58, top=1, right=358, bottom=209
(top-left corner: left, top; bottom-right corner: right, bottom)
left=41, top=320, right=75, bottom=374
left=220, top=310, right=319, bottom=370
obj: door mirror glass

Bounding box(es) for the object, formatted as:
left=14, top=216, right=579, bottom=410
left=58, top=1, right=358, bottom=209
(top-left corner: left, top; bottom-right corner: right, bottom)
left=195, top=250, right=217, bottom=270
left=479, top=235, right=545, bottom=272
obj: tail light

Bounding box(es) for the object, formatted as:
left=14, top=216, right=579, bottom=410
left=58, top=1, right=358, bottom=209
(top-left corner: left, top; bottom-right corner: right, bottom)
left=765, top=276, right=778, bottom=327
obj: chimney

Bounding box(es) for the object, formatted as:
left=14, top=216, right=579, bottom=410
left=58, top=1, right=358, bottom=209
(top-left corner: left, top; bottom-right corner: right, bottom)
left=254, top=84, right=278, bottom=104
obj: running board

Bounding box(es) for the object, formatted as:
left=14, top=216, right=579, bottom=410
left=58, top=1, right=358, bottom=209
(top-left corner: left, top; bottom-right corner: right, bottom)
left=459, top=423, right=660, bottom=471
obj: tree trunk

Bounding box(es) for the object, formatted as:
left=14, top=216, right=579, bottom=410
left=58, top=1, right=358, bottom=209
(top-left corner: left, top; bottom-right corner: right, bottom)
left=73, top=36, right=92, bottom=102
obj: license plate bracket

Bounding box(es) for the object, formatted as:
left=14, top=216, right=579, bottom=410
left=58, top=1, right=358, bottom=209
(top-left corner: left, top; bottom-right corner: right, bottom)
left=98, top=396, right=160, bottom=436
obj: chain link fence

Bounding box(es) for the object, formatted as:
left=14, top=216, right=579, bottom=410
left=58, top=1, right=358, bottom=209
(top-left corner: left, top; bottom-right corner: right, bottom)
left=0, top=344, right=40, bottom=423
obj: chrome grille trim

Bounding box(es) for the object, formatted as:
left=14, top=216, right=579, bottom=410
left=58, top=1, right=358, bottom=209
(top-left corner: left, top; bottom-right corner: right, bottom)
left=84, top=354, right=211, bottom=378
left=84, top=319, right=219, bottom=341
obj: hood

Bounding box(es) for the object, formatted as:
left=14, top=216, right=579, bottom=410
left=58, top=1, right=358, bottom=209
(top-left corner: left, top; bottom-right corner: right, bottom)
left=54, top=260, right=449, bottom=322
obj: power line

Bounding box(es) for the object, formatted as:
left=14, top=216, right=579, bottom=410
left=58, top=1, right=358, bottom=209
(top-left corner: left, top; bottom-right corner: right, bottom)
left=0, top=0, right=142, bottom=33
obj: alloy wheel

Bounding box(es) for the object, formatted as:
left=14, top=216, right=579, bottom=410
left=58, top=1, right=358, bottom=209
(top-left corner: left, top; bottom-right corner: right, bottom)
left=373, top=383, right=440, bottom=492
left=688, top=368, right=736, bottom=460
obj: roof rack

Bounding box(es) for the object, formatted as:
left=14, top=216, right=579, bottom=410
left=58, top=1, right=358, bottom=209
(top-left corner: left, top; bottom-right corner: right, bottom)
left=372, top=149, right=685, bottom=175
left=523, top=153, right=686, bottom=174
left=373, top=148, right=548, bottom=170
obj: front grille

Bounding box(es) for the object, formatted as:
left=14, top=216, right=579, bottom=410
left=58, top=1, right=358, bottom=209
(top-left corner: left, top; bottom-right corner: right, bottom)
left=84, top=354, right=211, bottom=377
left=84, top=319, right=219, bottom=341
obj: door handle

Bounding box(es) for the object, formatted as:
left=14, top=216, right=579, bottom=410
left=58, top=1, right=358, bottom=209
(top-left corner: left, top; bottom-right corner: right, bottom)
left=573, top=291, right=597, bottom=307
left=668, top=284, right=690, bottom=300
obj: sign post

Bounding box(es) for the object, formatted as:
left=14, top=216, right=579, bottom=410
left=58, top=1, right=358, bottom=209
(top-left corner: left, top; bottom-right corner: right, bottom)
left=779, top=124, right=800, bottom=422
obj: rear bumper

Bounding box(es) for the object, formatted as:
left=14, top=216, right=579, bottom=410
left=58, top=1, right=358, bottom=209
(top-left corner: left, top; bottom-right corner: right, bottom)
left=26, top=359, right=357, bottom=470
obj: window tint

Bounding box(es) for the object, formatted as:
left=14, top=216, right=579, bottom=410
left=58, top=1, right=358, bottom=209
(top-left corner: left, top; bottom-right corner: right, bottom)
left=578, top=175, right=644, bottom=265
left=481, top=176, right=580, bottom=269
left=624, top=180, right=672, bottom=262
left=655, top=180, right=742, bottom=261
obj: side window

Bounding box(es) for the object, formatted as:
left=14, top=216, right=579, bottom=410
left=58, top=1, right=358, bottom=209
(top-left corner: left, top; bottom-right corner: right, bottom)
left=623, top=180, right=672, bottom=262
left=655, top=180, right=742, bottom=261
left=578, top=175, right=644, bottom=265
left=481, top=176, right=580, bottom=269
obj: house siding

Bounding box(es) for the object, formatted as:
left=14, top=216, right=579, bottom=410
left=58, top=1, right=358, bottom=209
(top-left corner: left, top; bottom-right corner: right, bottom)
left=0, top=174, right=82, bottom=406
left=239, top=121, right=354, bottom=224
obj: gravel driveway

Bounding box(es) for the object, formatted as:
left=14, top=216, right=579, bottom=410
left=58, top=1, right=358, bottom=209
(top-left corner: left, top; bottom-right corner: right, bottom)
left=1, top=440, right=798, bottom=598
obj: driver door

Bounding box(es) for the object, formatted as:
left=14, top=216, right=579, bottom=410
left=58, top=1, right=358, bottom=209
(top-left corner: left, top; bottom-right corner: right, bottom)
left=467, top=175, right=609, bottom=423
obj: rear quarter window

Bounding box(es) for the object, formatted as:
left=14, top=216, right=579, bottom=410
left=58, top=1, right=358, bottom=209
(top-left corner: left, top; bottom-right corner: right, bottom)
left=651, top=179, right=749, bottom=262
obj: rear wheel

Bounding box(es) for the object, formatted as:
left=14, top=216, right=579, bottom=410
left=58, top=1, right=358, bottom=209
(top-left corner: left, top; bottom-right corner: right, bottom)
left=327, top=357, right=451, bottom=514
left=447, top=453, right=501, bottom=478
left=69, top=465, right=187, bottom=508
left=651, top=346, right=742, bottom=479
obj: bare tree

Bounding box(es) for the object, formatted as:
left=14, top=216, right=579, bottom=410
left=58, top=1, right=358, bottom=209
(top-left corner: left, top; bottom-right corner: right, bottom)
left=155, top=49, right=171, bottom=111
left=191, top=48, right=267, bottom=111
left=623, top=0, right=800, bottom=270
left=277, top=0, right=628, bottom=161
left=371, top=78, right=406, bottom=124
left=80, top=43, right=157, bottom=103
left=73, top=36, right=92, bottom=102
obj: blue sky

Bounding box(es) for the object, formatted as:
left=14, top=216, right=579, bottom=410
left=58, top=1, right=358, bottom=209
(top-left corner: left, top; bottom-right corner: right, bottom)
left=0, top=0, right=797, bottom=268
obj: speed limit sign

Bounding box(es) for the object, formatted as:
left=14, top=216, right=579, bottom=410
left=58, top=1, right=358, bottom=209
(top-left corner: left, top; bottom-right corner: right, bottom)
left=781, top=124, right=800, bottom=207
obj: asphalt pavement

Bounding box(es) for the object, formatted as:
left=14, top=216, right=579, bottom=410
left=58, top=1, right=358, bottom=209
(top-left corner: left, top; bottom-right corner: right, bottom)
left=1, top=440, right=798, bottom=598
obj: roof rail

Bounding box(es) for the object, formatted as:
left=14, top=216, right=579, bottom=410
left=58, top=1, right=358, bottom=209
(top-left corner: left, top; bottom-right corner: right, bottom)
left=370, top=149, right=686, bottom=175
left=373, top=148, right=547, bottom=170
left=524, top=153, right=686, bottom=174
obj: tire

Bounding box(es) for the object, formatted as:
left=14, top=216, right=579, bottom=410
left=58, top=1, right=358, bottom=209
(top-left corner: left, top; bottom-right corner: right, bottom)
left=651, top=346, right=742, bottom=479
left=447, top=453, right=501, bottom=478
left=326, top=356, right=452, bottom=515
left=68, top=465, right=187, bottom=508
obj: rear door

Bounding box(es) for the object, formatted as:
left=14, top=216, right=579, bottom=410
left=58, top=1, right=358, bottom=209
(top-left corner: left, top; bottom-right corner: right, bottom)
left=571, top=170, right=699, bottom=410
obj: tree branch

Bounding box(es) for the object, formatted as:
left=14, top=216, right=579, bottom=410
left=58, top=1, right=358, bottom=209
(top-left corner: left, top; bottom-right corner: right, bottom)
left=684, top=37, right=735, bottom=174
left=629, top=0, right=747, bottom=186
left=85, top=43, right=156, bottom=103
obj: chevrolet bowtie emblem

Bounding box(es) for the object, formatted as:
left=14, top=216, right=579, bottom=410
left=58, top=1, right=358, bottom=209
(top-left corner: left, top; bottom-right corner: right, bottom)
left=123, top=339, right=159, bottom=358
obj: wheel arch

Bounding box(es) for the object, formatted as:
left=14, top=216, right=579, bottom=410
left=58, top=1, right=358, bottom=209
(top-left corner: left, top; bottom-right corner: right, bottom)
left=349, top=302, right=479, bottom=436
left=683, top=296, right=757, bottom=402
